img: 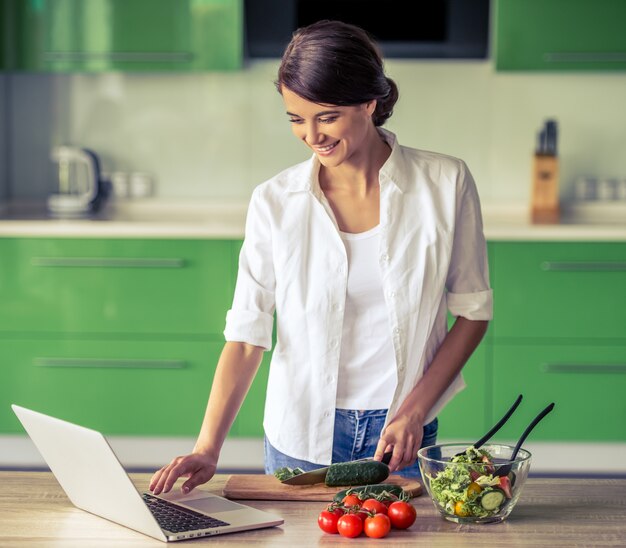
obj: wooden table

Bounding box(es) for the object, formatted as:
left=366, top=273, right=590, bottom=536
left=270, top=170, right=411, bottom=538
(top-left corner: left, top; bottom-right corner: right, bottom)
left=1, top=472, right=625, bottom=547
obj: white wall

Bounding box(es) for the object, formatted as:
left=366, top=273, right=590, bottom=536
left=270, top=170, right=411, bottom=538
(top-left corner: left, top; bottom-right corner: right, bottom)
left=9, top=60, right=626, bottom=205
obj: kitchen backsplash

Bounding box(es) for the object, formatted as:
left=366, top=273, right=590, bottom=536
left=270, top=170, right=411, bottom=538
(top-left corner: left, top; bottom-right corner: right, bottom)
left=5, top=60, right=626, bottom=204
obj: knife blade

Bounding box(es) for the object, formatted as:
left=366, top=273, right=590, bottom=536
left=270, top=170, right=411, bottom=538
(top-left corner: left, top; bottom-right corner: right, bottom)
left=281, top=451, right=393, bottom=485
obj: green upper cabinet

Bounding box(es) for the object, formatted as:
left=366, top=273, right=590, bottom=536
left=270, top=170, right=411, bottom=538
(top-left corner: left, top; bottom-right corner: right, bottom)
left=494, top=0, right=626, bottom=71
left=10, top=0, right=242, bottom=71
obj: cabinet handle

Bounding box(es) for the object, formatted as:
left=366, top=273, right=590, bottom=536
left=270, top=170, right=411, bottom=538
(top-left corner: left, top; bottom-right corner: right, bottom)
left=542, top=363, right=626, bottom=374
left=43, top=51, right=194, bottom=63
left=34, top=358, right=187, bottom=369
left=540, top=261, right=626, bottom=272
left=31, top=257, right=185, bottom=268
left=544, top=52, right=626, bottom=63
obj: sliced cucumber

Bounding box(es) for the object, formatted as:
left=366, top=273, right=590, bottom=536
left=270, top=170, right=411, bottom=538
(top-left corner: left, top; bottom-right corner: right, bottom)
left=480, top=488, right=506, bottom=511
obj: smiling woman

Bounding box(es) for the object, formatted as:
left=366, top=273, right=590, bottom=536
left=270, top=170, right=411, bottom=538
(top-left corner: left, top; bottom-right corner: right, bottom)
left=149, top=19, right=492, bottom=497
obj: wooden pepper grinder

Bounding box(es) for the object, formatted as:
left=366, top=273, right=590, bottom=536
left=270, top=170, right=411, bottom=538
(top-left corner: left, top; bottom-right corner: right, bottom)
left=531, top=119, right=560, bottom=224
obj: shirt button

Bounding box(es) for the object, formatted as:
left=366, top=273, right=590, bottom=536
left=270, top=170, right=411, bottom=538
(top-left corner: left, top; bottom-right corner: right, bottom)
left=331, top=340, right=338, bottom=348
left=389, top=291, right=396, bottom=298
left=394, top=328, right=401, bottom=336
left=380, top=253, right=390, bottom=263
left=324, top=411, right=332, bottom=418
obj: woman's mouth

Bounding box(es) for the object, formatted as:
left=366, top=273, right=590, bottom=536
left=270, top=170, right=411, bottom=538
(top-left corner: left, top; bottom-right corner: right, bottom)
left=314, top=140, right=340, bottom=156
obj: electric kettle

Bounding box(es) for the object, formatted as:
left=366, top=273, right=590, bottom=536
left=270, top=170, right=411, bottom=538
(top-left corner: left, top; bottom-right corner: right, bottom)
left=47, top=146, right=109, bottom=217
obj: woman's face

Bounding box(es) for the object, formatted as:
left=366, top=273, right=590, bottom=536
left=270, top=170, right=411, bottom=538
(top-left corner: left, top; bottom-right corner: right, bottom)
left=281, top=86, right=376, bottom=169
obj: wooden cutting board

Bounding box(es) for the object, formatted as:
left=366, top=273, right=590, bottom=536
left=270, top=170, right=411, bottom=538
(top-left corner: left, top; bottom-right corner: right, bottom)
left=222, top=474, right=422, bottom=501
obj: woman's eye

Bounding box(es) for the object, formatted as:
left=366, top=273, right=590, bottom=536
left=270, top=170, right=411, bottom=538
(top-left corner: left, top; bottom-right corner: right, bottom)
left=319, top=117, right=337, bottom=124
left=288, top=118, right=303, bottom=124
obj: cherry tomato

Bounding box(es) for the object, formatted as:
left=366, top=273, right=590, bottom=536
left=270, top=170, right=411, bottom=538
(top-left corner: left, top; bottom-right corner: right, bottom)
left=466, top=481, right=483, bottom=498
left=364, top=513, right=391, bottom=539
left=318, top=509, right=340, bottom=534
left=361, top=498, right=388, bottom=515
left=454, top=500, right=469, bottom=517
left=498, top=475, right=513, bottom=498
left=342, top=494, right=363, bottom=508
left=337, top=513, right=363, bottom=538
left=387, top=500, right=417, bottom=529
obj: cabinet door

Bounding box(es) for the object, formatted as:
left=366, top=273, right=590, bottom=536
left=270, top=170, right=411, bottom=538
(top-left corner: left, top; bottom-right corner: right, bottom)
left=491, top=242, right=626, bottom=340
left=436, top=341, right=490, bottom=442
left=13, top=0, right=242, bottom=71
left=1, top=338, right=224, bottom=435
left=492, top=344, right=626, bottom=442
left=495, top=0, right=626, bottom=71
left=0, top=238, right=235, bottom=335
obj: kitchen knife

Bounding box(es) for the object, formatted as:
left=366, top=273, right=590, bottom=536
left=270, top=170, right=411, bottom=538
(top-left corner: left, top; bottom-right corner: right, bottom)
left=281, top=452, right=393, bottom=485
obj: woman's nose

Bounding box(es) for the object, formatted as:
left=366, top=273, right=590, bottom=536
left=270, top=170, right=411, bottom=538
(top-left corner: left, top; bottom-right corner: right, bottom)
left=302, top=121, right=322, bottom=144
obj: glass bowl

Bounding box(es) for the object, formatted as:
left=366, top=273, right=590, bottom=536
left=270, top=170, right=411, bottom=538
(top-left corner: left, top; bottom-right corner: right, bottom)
left=417, top=443, right=531, bottom=524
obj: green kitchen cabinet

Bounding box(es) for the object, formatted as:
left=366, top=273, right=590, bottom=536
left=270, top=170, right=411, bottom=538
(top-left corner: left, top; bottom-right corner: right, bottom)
left=0, top=237, right=250, bottom=437
left=1, top=338, right=223, bottom=435
left=0, top=238, right=235, bottom=336
left=494, top=0, right=626, bottom=71
left=491, top=242, right=626, bottom=340
left=436, top=341, right=490, bottom=442
left=489, top=240, right=626, bottom=443
left=492, top=344, right=626, bottom=442
left=9, top=0, right=242, bottom=71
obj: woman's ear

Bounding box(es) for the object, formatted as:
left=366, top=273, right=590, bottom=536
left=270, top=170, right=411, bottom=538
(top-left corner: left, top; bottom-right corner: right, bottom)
left=366, top=99, right=377, bottom=117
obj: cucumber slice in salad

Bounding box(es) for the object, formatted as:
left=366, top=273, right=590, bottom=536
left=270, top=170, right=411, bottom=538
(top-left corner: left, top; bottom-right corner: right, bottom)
left=480, top=488, right=506, bottom=511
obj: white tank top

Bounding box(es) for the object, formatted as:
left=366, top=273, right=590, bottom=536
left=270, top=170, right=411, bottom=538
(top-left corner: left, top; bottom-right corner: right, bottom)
left=335, top=225, right=398, bottom=409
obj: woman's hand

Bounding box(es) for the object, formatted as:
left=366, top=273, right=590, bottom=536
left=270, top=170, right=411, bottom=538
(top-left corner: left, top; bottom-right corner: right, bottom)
left=149, top=452, right=217, bottom=495
left=373, top=412, right=424, bottom=473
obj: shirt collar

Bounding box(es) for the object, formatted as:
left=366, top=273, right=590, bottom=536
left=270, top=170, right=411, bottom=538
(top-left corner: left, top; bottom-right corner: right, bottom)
left=285, top=128, right=407, bottom=194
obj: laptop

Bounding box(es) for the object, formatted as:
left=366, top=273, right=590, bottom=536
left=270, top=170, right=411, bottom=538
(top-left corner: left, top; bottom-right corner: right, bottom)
left=11, top=404, right=284, bottom=542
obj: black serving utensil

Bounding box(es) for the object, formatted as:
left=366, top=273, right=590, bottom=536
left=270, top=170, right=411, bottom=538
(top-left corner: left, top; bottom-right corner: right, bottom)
left=495, top=402, right=555, bottom=478
left=455, top=394, right=523, bottom=457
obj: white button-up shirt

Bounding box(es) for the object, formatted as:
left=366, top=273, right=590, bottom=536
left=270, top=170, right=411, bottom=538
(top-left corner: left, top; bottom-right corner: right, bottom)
left=224, top=129, right=493, bottom=465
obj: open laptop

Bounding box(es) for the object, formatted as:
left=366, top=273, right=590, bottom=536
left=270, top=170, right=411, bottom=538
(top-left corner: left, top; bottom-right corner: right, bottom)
left=11, top=404, right=284, bottom=542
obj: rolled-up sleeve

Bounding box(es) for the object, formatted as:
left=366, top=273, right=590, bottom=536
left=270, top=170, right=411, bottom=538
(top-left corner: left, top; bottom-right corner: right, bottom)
left=224, top=186, right=276, bottom=350
left=446, top=160, right=493, bottom=321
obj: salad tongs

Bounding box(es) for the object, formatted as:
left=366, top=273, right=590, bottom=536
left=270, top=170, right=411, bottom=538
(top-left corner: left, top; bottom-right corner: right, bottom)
left=455, top=394, right=523, bottom=457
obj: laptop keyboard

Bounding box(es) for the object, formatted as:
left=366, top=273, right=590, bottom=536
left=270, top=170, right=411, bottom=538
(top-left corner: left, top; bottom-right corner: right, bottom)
left=142, top=493, right=230, bottom=533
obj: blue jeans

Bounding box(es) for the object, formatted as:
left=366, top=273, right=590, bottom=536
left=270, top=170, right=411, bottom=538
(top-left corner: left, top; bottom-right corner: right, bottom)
left=264, top=408, right=438, bottom=479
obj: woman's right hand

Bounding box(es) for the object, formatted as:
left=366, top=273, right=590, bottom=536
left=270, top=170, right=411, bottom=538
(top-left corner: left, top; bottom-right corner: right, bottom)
left=149, top=452, right=217, bottom=495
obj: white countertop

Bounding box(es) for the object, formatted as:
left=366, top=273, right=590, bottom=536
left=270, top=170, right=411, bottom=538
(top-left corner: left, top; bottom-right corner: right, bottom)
left=0, top=199, right=625, bottom=241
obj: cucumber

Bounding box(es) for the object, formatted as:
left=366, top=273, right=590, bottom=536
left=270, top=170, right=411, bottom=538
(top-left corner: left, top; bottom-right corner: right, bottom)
left=325, top=460, right=390, bottom=487
left=480, top=488, right=506, bottom=511
left=333, top=483, right=406, bottom=503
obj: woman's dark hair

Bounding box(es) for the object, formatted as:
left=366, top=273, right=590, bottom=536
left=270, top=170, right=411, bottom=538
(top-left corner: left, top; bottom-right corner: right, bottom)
left=276, top=19, right=399, bottom=127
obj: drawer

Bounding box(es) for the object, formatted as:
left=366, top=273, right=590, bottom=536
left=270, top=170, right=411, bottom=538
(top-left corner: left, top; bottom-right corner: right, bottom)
left=492, top=242, right=626, bottom=340
left=436, top=342, right=490, bottom=442
left=0, top=238, right=235, bottom=335
left=492, top=344, right=626, bottom=442
left=1, top=338, right=227, bottom=435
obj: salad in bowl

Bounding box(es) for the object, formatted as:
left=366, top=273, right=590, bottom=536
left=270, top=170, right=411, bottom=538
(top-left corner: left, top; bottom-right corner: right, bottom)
left=417, top=444, right=531, bottom=523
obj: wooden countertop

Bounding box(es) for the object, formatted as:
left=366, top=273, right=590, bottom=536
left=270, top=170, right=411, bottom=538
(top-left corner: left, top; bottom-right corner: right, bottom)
left=1, top=472, right=625, bottom=546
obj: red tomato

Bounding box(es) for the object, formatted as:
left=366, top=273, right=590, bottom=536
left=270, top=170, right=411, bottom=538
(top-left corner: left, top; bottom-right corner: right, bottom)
left=337, top=513, right=363, bottom=538
left=387, top=501, right=417, bottom=529
left=361, top=498, right=388, bottom=515
left=342, top=494, right=363, bottom=508
left=364, top=513, right=391, bottom=539
left=318, top=510, right=340, bottom=534
left=498, top=475, right=513, bottom=498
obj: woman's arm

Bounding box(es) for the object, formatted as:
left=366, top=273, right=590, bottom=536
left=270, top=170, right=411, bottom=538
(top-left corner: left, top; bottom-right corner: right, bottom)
left=374, top=317, right=489, bottom=472
left=149, top=341, right=264, bottom=494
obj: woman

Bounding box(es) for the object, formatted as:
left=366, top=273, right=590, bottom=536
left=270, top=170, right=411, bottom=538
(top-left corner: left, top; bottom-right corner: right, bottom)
left=150, top=19, right=492, bottom=496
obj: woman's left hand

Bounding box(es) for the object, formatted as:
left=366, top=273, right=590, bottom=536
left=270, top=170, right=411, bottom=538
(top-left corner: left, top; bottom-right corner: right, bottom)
left=373, top=412, right=424, bottom=473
